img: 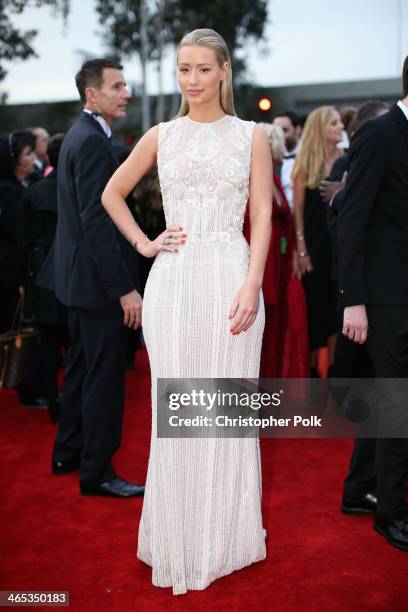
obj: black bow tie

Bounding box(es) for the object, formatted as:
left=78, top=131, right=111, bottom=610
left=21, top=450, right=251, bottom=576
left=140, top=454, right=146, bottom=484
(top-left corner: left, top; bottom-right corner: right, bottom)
left=284, top=153, right=296, bottom=160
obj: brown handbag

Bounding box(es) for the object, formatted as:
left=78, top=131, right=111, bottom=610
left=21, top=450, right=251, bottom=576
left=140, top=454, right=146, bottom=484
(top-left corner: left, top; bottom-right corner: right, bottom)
left=0, top=289, right=39, bottom=389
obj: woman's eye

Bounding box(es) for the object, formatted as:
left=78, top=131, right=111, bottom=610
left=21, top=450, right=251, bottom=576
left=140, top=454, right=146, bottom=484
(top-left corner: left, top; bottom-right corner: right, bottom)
left=200, top=68, right=210, bottom=73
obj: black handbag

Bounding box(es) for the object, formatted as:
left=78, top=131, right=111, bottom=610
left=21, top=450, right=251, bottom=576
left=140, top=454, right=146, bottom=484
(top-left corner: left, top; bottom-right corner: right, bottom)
left=0, top=288, right=39, bottom=389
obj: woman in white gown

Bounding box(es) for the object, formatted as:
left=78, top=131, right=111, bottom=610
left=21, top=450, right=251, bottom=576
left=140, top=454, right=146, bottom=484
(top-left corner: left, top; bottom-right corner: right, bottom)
left=102, top=28, right=272, bottom=595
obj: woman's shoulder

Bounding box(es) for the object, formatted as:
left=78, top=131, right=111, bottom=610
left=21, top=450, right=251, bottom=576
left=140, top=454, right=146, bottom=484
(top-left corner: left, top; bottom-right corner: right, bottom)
left=227, top=116, right=257, bottom=145
left=156, top=118, right=184, bottom=152
left=157, top=117, right=183, bottom=132
left=228, top=115, right=256, bottom=130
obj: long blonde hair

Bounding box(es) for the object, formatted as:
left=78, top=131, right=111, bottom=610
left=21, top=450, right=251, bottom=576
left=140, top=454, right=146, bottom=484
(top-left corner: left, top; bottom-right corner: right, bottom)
left=176, top=28, right=236, bottom=118
left=258, top=123, right=285, bottom=162
left=292, top=105, right=336, bottom=189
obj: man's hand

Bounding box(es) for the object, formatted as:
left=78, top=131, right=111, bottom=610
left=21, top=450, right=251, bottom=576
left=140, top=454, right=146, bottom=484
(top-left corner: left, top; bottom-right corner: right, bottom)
left=319, top=172, right=347, bottom=204
left=343, top=304, right=368, bottom=344
left=119, top=290, right=143, bottom=329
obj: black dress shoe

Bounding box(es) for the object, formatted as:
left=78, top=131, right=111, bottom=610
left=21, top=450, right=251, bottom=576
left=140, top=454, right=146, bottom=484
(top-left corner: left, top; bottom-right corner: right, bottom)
left=374, top=515, right=408, bottom=551
left=80, top=478, right=145, bottom=498
left=341, top=492, right=377, bottom=515
left=52, top=458, right=80, bottom=475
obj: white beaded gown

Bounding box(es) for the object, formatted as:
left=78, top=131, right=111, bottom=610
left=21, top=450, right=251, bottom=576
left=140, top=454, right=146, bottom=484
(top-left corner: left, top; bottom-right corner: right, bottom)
left=137, top=114, right=266, bottom=595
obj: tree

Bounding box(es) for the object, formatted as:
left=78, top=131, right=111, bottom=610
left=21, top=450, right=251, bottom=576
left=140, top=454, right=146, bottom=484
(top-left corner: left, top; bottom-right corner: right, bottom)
left=0, top=0, right=70, bottom=82
left=95, top=0, right=154, bottom=131
left=95, top=0, right=269, bottom=128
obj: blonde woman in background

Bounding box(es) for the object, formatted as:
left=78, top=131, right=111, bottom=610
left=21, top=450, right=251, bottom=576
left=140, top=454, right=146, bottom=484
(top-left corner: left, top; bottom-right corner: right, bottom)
left=102, top=29, right=272, bottom=594
left=292, top=106, right=344, bottom=376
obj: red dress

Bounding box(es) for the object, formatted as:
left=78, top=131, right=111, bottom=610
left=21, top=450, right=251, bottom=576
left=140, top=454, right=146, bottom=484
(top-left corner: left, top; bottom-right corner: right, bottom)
left=243, top=174, right=309, bottom=378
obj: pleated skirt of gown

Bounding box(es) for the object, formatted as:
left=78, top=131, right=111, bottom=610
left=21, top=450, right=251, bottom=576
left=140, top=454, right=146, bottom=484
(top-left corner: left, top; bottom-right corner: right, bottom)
left=137, top=236, right=266, bottom=595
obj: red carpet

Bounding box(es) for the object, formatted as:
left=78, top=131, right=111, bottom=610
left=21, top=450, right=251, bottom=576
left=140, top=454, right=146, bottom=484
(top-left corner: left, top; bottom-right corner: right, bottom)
left=1, top=348, right=406, bottom=611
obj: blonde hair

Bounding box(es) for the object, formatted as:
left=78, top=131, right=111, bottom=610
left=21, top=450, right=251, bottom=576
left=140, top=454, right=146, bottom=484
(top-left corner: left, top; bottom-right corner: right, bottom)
left=176, top=28, right=236, bottom=118
left=258, top=123, right=285, bottom=161
left=292, top=105, right=336, bottom=189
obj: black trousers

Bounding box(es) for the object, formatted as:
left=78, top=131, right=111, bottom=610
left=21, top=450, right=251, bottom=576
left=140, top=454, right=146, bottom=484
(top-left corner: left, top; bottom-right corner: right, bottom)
left=53, top=307, right=126, bottom=487
left=363, top=304, right=408, bottom=518
left=37, top=323, right=68, bottom=401
left=332, top=297, right=377, bottom=500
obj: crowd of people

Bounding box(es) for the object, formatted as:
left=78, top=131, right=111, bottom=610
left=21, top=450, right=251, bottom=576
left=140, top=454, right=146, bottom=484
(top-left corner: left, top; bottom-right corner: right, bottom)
left=1, top=28, right=408, bottom=595
left=1, top=102, right=390, bottom=396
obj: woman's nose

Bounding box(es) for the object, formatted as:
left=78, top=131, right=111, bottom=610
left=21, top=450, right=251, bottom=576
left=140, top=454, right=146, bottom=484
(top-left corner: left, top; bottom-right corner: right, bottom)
left=188, top=71, right=198, bottom=84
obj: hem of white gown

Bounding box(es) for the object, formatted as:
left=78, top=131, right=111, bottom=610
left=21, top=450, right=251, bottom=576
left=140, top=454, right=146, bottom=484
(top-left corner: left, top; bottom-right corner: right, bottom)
left=137, top=543, right=267, bottom=596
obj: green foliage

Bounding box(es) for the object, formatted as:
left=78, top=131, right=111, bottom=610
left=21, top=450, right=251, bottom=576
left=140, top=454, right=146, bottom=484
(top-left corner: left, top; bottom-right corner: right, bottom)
left=0, top=0, right=70, bottom=81
left=95, top=0, right=268, bottom=77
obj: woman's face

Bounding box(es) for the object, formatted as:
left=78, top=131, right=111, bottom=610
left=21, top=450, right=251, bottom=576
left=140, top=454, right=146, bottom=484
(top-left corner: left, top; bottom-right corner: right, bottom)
left=177, top=45, right=228, bottom=110
left=326, top=110, right=344, bottom=144
left=17, top=145, right=36, bottom=178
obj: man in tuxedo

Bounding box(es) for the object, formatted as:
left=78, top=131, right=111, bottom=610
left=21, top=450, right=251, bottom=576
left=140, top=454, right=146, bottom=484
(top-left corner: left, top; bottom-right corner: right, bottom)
left=49, top=59, right=144, bottom=497
left=272, top=110, right=302, bottom=212
left=338, top=56, right=408, bottom=550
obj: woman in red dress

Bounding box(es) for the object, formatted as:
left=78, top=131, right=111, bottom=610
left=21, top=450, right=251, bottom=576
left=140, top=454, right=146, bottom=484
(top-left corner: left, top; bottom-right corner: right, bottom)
left=244, top=124, right=309, bottom=378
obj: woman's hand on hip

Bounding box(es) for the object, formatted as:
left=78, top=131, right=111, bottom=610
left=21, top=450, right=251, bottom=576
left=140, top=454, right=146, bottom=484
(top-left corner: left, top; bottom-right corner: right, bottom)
left=137, top=226, right=187, bottom=258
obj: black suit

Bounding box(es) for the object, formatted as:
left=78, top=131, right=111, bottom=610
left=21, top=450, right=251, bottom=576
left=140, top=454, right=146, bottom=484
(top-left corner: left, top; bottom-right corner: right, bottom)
left=338, top=104, right=408, bottom=519
left=44, top=112, right=140, bottom=487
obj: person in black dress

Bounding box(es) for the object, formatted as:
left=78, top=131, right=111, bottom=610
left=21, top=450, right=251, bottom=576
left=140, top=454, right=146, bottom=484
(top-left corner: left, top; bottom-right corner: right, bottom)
left=292, top=106, right=344, bottom=375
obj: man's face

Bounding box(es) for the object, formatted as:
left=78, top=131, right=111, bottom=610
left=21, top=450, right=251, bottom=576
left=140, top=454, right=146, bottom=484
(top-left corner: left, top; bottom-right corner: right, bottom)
left=273, top=116, right=300, bottom=152
left=86, top=68, right=130, bottom=123
left=33, top=127, right=49, bottom=162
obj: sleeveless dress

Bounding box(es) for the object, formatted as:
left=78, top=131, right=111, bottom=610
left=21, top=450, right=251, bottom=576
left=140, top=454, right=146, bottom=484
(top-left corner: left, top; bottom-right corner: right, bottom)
left=137, top=115, right=266, bottom=595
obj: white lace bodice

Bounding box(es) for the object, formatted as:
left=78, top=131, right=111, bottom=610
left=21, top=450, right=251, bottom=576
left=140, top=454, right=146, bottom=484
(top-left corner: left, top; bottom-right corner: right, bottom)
left=157, top=115, right=255, bottom=235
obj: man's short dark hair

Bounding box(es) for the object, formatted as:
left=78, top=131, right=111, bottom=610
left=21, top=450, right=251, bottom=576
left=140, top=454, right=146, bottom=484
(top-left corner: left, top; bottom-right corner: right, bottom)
left=355, top=100, right=389, bottom=130
left=403, top=55, right=408, bottom=98
left=273, top=110, right=301, bottom=128
left=47, top=133, right=65, bottom=169
left=75, top=58, right=123, bottom=103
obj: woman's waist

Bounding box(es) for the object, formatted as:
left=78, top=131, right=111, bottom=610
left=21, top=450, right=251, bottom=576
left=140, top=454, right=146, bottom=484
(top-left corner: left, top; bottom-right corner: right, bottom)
left=179, top=229, right=245, bottom=244
left=151, top=231, right=250, bottom=271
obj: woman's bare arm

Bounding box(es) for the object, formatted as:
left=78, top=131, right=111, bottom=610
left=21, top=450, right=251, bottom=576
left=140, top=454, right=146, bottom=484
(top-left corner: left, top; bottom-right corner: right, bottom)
left=229, top=125, right=273, bottom=335
left=293, top=169, right=313, bottom=276
left=102, top=125, right=185, bottom=257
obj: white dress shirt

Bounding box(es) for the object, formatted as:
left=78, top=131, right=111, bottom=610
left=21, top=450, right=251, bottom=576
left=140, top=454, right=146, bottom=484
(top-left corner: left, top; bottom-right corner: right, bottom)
left=280, top=143, right=300, bottom=213
left=397, top=100, right=408, bottom=122
left=83, top=108, right=112, bottom=138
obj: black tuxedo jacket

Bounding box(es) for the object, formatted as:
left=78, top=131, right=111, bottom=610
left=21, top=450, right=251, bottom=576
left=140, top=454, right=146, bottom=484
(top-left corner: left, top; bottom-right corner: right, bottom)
left=338, top=104, right=408, bottom=307
left=42, top=112, right=139, bottom=311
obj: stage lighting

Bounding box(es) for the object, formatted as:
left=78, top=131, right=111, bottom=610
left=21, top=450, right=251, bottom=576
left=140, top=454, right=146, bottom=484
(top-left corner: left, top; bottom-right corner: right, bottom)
left=258, top=97, right=272, bottom=112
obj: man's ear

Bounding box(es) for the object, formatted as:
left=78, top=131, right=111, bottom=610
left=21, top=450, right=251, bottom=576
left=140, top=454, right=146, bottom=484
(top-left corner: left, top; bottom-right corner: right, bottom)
left=85, top=86, right=96, bottom=105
